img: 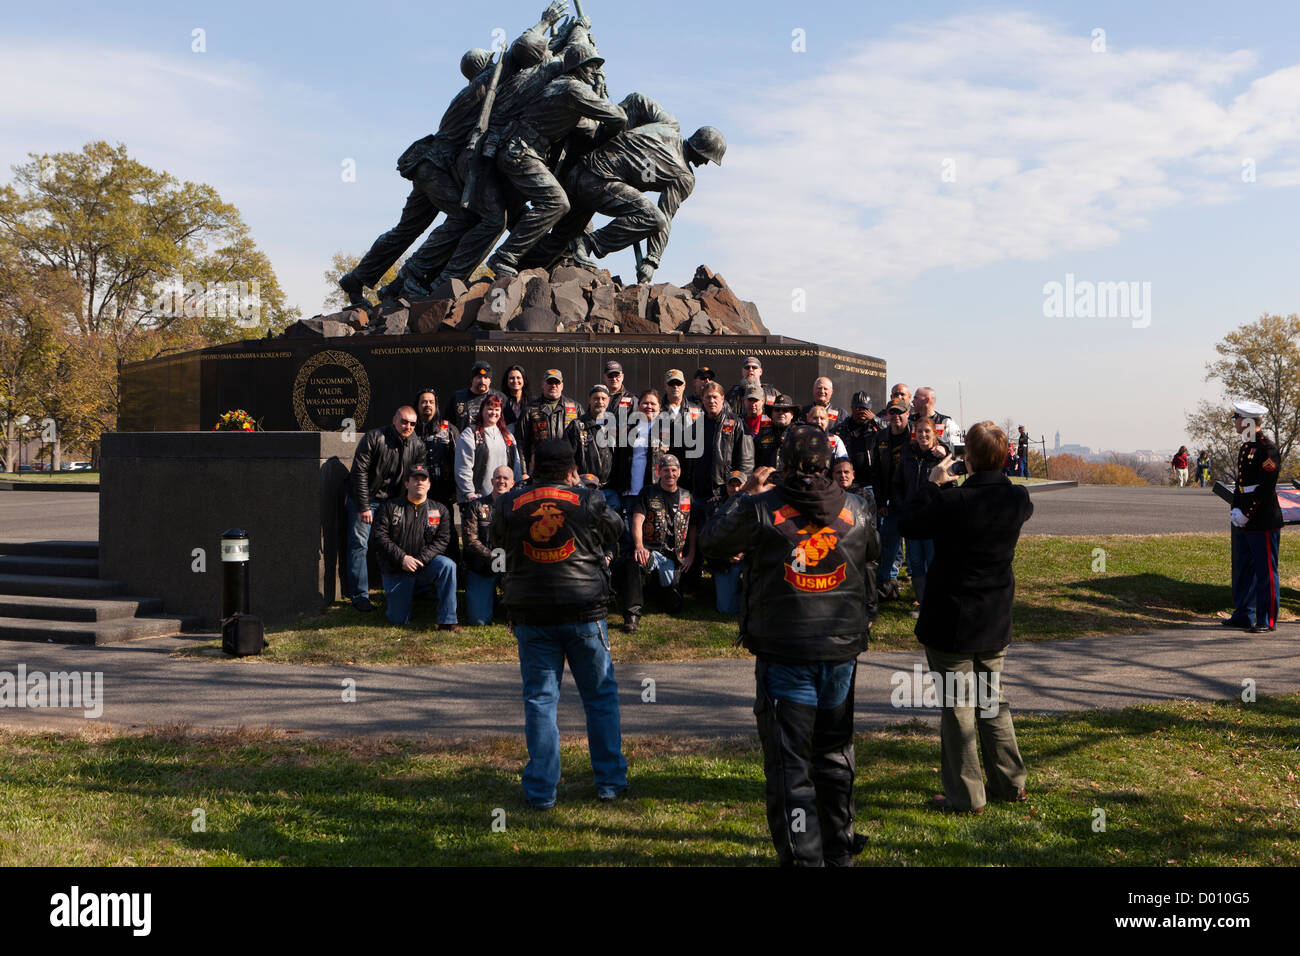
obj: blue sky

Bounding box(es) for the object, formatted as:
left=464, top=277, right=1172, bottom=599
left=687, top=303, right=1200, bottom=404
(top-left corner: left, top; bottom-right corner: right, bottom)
left=4, top=0, right=1299, bottom=452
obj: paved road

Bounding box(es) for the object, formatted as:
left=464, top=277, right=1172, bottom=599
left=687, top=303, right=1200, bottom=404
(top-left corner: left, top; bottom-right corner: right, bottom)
left=0, top=625, right=1294, bottom=738
left=1024, top=484, right=1233, bottom=535
left=0, top=491, right=98, bottom=542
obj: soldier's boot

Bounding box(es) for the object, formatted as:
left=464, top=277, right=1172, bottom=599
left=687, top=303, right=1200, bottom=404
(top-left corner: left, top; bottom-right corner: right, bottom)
left=401, top=273, right=433, bottom=300
left=338, top=272, right=371, bottom=308
left=570, top=234, right=601, bottom=269
left=377, top=277, right=404, bottom=302
left=485, top=254, right=519, bottom=277
left=755, top=679, right=824, bottom=866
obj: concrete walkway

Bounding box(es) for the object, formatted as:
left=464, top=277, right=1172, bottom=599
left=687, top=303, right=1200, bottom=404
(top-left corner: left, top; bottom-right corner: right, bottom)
left=0, top=623, right=1293, bottom=738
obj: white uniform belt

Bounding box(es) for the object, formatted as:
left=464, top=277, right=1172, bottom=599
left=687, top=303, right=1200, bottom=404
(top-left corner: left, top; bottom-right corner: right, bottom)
left=1240, top=484, right=1259, bottom=493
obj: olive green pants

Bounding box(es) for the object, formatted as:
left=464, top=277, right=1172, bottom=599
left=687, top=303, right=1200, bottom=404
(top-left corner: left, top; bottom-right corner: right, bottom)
left=924, top=647, right=1027, bottom=811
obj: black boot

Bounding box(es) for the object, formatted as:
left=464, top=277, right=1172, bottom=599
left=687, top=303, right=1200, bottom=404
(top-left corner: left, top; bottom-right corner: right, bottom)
left=811, top=662, right=861, bottom=865
left=338, top=272, right=370, bottom=308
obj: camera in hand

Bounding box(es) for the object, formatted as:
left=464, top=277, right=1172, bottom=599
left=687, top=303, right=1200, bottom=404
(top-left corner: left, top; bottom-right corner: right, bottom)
left=951, top=460, right=968, bottom=477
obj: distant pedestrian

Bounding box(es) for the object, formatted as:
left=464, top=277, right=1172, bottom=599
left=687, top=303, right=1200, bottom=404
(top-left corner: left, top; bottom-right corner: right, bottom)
left=1172, top=446, right=1190, bottom=487
left=1017, top=426, right=1030, bottom=478
left=1197, top=450, right=1211, bottom=487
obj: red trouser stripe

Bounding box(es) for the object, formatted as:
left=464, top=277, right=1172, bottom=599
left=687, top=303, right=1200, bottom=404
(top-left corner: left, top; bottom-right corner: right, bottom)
left=1266, top=533, right=1277, bottom=628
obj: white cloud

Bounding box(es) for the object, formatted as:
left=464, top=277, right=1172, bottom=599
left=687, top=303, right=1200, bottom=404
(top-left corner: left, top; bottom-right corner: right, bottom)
left=688, top=13, right=1300, bottom=343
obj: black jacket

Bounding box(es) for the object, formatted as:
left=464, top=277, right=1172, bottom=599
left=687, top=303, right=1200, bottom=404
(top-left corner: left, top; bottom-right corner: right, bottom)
left=518, top=395, right=581, bottom=470
left=690, top=409, right=755, bottom=499
left=837, top=417, right=880, bottom=478
left=492, top=482, right=625, bottom=624
left=371, top=496, right=452, bottom=576
left=870, top=427, right=911, bottom=511
left=452, top=386, right=508, bottom=431
left=892, top=439, right=953, bottom=521
left=1234, top=434, right=1284, bottom=531
left=460, top=497, right=499, bottom=575
left=350, top=425, right=428, bottom=512
left=898, top=471, right=1033, bottom=653
left=414, top=414, right=461, bottom=507
left=701, top=474, right=879, bottom=664
left=566, top=411, right=614, bottom=486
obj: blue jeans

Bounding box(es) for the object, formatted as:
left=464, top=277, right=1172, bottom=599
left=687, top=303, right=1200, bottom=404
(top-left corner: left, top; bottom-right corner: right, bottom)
left=465, top=568, right=501, bottom=626
left=877, top=511, right=902, bottom=588
left=345, top=495, right=374, bottom=602
left=905, top=537, right=935, bottom=582
left=763, top=660, right=856, bottom=709
left=714, top=563, right=742, bottom=615
left=515, top=619, right=627, bottom=807
left=600, top=489, right=622, bottom=513
left=381, top=555, right=458, bottom=625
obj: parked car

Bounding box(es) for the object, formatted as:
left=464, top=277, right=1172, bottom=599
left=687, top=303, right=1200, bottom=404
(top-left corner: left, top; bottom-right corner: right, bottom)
left=60, top=461, right=92, bottom=471
left=17, top=464, right=34, bottom=473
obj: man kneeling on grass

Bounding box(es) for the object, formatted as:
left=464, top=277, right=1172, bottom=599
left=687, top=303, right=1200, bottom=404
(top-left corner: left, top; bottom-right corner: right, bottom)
left=372, top=464, right=462, bottom=632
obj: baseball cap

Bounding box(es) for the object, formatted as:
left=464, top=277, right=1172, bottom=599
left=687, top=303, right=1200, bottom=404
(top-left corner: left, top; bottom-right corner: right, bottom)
left=590, top=384, right=610, bottom=396
left=886, top=399, right=909, bottom=415
left=726, top=469, right=745, bottom=486
left=544, top=368, right=563, bottom=383
left=603, top=360, right=624, bottom=374
left=579, top=473, right=600, bottom=489
left=742, top=356, right=761, bottom=368
left=660, top=453, right=681, bottom=470
left=406, top=463, right=430, bottom=479
left=471, top=361, right=491, bottom=377
left=664, top=368, right=686, bottom=385
left=851, top=391, right=872, bottom=409
left=694, top=366, right=715, bottom=380
left=743, top=384, right=764, bottom=401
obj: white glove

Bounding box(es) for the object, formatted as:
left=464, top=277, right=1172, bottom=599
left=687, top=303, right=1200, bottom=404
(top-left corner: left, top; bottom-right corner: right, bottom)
left=1229, top=508, right=1247, bottom=528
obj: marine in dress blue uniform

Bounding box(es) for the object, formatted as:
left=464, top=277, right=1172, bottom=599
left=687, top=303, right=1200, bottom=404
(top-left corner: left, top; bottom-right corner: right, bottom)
left=1226, top=401, right=1284, bottom=633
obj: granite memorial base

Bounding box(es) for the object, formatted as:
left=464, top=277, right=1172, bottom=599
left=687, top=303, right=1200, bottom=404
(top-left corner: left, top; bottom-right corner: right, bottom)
left=100, top=432, right=354, bottom=627
left=119, top=330, right=887, bottom=433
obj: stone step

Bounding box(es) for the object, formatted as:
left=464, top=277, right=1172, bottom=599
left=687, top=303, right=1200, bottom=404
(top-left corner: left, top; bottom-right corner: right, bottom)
left=0, top=614, right=199, bottom=645
left=0, top=594, right=163, bottom=622
left=0, top=555, right=100, bottom=578
left=0, top=573, right=124, bottom=600
left=0, top=541, right=99, bottom=560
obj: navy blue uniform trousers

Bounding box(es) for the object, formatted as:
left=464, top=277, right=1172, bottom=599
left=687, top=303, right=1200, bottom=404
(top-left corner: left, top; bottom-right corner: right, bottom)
left=1230, top=526, right=1280, bottom=628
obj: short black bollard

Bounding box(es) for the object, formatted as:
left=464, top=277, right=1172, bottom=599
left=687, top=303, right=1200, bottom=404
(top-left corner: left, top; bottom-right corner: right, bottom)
left=220, top=528, right=250, bottom=619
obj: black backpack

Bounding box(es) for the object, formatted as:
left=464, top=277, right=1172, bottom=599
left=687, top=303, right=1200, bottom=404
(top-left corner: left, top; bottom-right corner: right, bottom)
left=222, top=614, right=268, bottom=657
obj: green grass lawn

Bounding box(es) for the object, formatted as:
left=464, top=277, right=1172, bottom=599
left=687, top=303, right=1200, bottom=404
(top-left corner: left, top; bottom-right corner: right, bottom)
left=2, top=694, right=1296, bottom=866
left=0, top=471, right=99, bottom=483
left=175, top=533, right=1300, bottom=665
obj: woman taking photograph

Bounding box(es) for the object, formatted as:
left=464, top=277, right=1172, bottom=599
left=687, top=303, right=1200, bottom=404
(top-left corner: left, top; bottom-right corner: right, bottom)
left=898, top=420, right=1033, bottom=815
left=454, top=394, right=522, bottom=502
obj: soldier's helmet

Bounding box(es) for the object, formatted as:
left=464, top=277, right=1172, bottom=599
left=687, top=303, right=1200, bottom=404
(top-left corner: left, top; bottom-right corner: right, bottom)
left=686, top=127, right=727, bottom=166
left=461, top=48, right=493, bottom=80
left=562, top=42, right=605, bottom=74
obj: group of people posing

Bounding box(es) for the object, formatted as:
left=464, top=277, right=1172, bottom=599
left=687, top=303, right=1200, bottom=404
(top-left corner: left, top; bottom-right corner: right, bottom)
left=341, top=355, right=959, bottom=631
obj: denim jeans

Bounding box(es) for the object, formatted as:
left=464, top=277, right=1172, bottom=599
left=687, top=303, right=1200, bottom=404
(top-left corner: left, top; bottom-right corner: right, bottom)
left=904, top=537, right=935, bottom=583
left=345, top=495, right=374, bottom=602
left=877, top=512, right=902, bottom=588
left=714, top=563, right=742, bottom=615
left=514, top=619, right=627, bottom=807
left=464, top=568, right=501, bottom=626
left=762, top=660, right=856, bottom=709
left=381, top=555, right=458, bottom=625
